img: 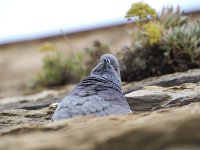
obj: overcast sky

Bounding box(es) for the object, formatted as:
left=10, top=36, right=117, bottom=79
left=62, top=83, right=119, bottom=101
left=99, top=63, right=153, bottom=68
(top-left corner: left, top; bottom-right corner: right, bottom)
left=0, top=0, right=199, bottom=44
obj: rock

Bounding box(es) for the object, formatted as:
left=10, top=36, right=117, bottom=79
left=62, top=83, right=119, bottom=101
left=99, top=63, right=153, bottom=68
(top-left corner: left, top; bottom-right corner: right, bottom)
left=126, top=82, right=200, bottom=111
left=0, top=88, right=74, bottom=111
left=0, top=90, right=59, bottom=105
left=123, top=69, right=200, bottom=94
left=0, top=103, right=200, bottom=150
left=0, top=108, right=51, bottom=130
left=1, top=70, right=200, bottom=150
left=49, top=103, right=59, bottom=109
left=1, top=78, right=200, bottom=131
left=126, top=86, right=171, bottom=111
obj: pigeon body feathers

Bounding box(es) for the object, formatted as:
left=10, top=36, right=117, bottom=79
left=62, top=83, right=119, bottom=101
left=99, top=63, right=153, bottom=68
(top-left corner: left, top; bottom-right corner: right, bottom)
left=52, top=54, right=131, bottom=121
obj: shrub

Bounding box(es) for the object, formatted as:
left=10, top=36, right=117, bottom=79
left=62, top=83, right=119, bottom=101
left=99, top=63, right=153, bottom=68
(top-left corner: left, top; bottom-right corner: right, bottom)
left=159, top=6, right=188, bottom=29
left=140, top=21, right=163, bottom=46
left=119, top=44, right=171, bottom=81
left=161, top=20, right=200, bottom=63
left=119, top=3, right=200, bottom=81
left=36, top=51, right=86, bottom=87
left=29, top=41, right=110, bottom=88
left=84, top=41, right=110, bottom=73
left=125, top=2, right=157, bottom=21
left=28, top=43, right=87, bottom=88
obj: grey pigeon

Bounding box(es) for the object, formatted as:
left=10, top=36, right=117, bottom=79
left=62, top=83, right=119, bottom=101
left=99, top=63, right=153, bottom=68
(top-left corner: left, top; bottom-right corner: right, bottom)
left=51, top=54, right=132, bottom=121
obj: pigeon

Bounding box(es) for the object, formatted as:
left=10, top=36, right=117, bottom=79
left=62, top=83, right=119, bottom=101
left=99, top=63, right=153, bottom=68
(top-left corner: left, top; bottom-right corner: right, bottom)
left=51, top=54, right=132, bottom=121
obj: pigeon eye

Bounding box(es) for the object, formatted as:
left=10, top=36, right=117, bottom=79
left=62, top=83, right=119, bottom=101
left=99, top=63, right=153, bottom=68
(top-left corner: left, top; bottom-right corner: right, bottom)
left=114, top=67, right=118, bottom=71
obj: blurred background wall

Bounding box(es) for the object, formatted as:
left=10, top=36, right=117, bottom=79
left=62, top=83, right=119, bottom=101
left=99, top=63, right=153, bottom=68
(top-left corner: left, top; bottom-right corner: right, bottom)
left=0, top=0, right=199, bottom=98
left=0, top=24, right=134, bottom=98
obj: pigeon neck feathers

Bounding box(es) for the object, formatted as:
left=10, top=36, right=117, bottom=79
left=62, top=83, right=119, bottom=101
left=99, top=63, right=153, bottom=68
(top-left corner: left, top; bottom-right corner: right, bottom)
left=80, top=76, right=122, bottom=93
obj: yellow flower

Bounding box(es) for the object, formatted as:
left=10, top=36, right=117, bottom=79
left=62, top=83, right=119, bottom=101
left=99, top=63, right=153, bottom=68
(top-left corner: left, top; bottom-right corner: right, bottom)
left=142, top=22, right=163, bottom=45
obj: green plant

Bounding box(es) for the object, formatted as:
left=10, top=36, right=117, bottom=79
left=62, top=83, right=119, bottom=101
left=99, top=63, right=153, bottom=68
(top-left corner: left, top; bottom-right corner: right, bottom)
left=140, top=21, right=163, bottom=46
left=29, top=41, right=110, bottom=88
left=29, top=43, right=87, bottom=88
left=119, top=2, right=200, bottom=81
left=161, top=20, right=200, bottom=62
left=159, top=6, right=188, bottom=29
left=39, top=42, right=57, bottom=52
left=125, top=2, right=157, bottom=21
left=37, top=51, right=86, bottom=87
left=125, top=2, right=163, bottom=47
left=84, top=41, right=110, bottom=73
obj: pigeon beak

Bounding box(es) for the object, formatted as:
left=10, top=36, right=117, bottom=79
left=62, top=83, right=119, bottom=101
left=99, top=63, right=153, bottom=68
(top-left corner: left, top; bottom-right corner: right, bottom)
left=103, top=58, right=110, bottom=64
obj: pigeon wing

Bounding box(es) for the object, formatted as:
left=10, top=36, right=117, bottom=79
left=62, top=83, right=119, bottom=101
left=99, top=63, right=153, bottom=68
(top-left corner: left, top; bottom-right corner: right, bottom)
left=51, top=78, right=131, bottom=121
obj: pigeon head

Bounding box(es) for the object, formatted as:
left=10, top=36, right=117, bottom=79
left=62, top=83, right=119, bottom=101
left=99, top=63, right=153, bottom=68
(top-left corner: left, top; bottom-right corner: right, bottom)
left=90, top=54, right=121, bottom=87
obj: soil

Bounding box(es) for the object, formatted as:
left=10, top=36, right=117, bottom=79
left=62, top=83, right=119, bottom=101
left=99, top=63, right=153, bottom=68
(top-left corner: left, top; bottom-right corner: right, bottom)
left=119, top=45, right=200, bottom=81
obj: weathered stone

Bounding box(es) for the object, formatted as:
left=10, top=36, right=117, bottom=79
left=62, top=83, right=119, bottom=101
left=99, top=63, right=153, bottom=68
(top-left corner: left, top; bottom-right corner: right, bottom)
left=0, top=108, right=51, bottom=130
left=0, top=103, right=200, bottom=150
left=126, top=83, right=200, bottom=111
left=1, top=82, right=200, bottom=132
left=0, top=70, right=200, bottom=150
left=123, top=69, right=200, bottom=94
left=0, top=84, right=76, bottom=111
left=0, top=90, right=65, bottom=112
left=126, top=86, right=171, bottom=111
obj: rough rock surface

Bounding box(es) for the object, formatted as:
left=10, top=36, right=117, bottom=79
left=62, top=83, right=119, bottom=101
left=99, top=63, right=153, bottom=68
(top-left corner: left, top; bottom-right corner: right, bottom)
left=123, top=69, right=200, bottom=94
left=126, top=82, right=200, bottom=111
left=0, top=69, right=200, bottom=150
left=1, top=103, right=200, bottom=150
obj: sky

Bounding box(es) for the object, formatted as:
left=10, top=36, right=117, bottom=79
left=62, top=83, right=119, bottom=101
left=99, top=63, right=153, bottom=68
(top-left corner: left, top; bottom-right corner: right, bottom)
left=0, top=0, right=199, bottom=44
